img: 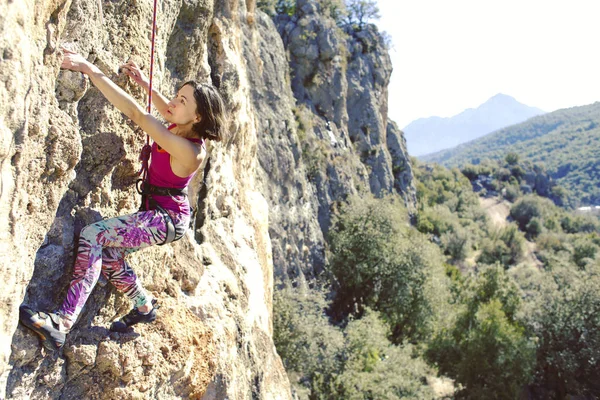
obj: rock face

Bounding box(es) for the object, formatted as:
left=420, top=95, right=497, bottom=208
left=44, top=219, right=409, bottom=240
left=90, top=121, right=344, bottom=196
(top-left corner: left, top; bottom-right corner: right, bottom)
left=1, top=0, right=290, bottom=398
left=0, top=0, right=416, bottom=398
left=269, top=0, right=417, bottom=275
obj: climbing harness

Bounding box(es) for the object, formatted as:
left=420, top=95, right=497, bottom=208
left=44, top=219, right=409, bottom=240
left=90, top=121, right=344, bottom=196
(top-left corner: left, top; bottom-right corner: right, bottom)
left=136, top=180, right=187, bottom=245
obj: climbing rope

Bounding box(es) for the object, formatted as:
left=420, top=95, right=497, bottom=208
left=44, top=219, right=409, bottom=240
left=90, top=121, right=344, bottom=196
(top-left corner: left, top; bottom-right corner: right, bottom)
left=138, top=0, right=159, bottom=181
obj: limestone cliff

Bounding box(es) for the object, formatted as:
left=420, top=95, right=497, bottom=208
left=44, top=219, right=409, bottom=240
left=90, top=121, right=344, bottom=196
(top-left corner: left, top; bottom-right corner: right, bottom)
left=266, top=0, right=417, bottom=281
left=1, top=0, right=290, bottom=398
left=0, top=0, right=416, bottom=398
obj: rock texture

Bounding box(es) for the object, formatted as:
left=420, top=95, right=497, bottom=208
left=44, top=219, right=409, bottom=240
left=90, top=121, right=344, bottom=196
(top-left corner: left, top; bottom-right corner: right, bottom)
left=0, top=0, right=416, bottom=398
left=265, top=0, right=417, bottom=280
left=1, top=0, right=290, bottom=398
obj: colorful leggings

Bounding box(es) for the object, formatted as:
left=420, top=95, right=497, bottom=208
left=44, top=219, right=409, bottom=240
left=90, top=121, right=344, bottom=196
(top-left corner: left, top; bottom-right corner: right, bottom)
left=59, top=209, right=188, bottom=324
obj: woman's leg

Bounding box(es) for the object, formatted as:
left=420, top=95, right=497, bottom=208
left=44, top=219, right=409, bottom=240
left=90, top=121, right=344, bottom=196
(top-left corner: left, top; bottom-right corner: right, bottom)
left=58, top=210, right=169, bottom=326
left=102, top=247, right=153, bottom=311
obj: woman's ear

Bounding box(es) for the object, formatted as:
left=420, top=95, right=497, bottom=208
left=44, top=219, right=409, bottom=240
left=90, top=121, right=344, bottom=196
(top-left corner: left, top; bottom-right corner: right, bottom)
left=195, top=114, right=202, bottom=123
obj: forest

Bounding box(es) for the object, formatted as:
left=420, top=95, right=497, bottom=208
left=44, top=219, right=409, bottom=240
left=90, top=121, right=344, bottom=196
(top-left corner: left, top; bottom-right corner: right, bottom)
left=423, top=102, right=600, bottom=206
left=274, top=151, right=600, bottom=399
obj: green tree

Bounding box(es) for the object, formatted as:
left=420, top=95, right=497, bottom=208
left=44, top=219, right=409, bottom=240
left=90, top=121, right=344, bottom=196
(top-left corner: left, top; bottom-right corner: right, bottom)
left=510, top=195, right=554, bottom=231
left=338, top=310, right=438, bottom=399
left=257, top=0, right=296, bottom=16
left=327, top=194, right=450, bottom=342
left=525, top=266, right=600, bottom=398
left=505, top=152, right=520, bottom=166
left=441, top=227, right=470, bottom=261
left=273, top=287, right=441, bottom=399
left=273, top=286, right=345, bottom=398
left=427, top=266, right=536, bottom=399
left=344, top=0, right=380, bottom=29
left=572, top=236, right=599, bottom=268
left=477, top=225, right=525, bottom=267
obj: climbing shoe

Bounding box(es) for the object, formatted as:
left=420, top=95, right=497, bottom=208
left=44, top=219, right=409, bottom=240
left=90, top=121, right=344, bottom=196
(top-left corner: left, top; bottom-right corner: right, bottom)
left=19, top=304, right=67, bottom=352
left=110, top=299, right=159, bottom=333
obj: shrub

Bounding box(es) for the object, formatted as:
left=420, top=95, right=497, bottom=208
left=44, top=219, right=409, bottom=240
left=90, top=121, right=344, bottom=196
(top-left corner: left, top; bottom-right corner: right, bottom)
left=561, top=214, right=600, bottom=234
left=441, top=227, right=470, bottom=261
left=257, top=0, right=296, bottom=16
left=416, top=205, right=457, bottom=236
left=461, top=164, right=480, bottom=181
left=525, top=266, right=600, bottom=398
left=338, top=310, right=438, bottom=399
left=572, top=237, right=599, bottom=268
left=273, top=287, right=440, bottom=399
left=478, top=225, right=525, bottom=267
left=427, top=266, right=536, bottom=399
left=511, top=165, right=526, bottom=181
left=510, top=195, right=555, bottom=231
left=273, top=286, right=345, bottom=397
left=526, top=217, right=544, bottom=239
left=343, top=0, right=380, bottom=29
left=505, top=152, right=520, bottom=166
left=327, top=194, right=450, bottom=342
left=504, top=184, right=521, bottom=202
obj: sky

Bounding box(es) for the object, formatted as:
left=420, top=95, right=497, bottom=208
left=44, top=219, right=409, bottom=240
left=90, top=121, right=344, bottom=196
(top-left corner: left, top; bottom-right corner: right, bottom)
left=374, top=0, right=600, bottom=129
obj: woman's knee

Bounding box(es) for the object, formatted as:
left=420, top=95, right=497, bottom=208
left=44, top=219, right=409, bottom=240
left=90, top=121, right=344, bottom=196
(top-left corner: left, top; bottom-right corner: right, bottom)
left=80, top=223, right=103, bottom=243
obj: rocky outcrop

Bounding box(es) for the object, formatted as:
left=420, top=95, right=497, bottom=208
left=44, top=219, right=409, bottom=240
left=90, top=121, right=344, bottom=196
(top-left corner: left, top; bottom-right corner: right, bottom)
left=272, top=0, right=416, bottom=239
left=243, top=11, right=326, bottom=284
left=1, top=0, right=291, bottom=398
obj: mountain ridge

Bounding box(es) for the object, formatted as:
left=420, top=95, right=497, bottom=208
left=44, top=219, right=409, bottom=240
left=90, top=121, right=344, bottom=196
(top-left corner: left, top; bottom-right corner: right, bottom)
left=422, top=101, right=600, bottom=205
left=404, top=93, right=545, bottom=156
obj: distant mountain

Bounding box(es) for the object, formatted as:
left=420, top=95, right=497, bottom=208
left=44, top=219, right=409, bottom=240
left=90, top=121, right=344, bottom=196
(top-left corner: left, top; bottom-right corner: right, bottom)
left=404, top=94, right=545, bottom=156
left=422, top=102, right=600, bottom=205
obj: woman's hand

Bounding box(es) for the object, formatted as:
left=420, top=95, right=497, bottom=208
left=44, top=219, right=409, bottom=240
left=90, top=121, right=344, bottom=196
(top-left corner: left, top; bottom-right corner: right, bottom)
left=120, top=59, right=149, bottom=91
left=60, top=47, right=92, bottom=74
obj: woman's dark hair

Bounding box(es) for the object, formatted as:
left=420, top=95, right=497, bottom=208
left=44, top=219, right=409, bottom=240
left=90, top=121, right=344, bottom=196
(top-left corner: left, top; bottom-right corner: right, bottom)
left=179, top=81, right=227, bottom=142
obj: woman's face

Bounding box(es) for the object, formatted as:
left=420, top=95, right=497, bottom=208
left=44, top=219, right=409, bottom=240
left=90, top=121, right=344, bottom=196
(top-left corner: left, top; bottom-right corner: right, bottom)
left=166, top=84, right=200, bottom=125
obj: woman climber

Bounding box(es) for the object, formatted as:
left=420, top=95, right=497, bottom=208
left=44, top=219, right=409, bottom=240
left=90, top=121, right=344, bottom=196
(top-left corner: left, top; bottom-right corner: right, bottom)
left=19, top=48, right=227, bottom=352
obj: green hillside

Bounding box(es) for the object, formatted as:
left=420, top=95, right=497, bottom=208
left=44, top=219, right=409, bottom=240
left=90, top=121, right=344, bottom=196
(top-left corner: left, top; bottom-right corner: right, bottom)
left=422, top=102, right=600, bottom=205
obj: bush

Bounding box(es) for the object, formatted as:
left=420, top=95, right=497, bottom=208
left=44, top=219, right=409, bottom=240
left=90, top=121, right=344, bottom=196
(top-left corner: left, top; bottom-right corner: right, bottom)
left=510, top=195, right=555, bottom=231
left=427, top=266, right=536, bottom=399
left=327, top=194, right=450, bottom=342
left=525, top=266, right=600, bottom=398
left=343, top=0, right=380, bottom=29
left=257, top=0, right=296, bottom=16
left=504, top=184, right=521, bottom=202
left=416, top=205, right=457, bottom=236
left=572, top=237, right=599, bottom=268
left=561, top=213, right=600, bottom=234
left=526, top=217, right=544, bottom=239
left=511, top=165, right=526, bottom=181
left=441, top=227, right=470, bottom=261
left=273, top=286, right=345, bottom=397
left=461, top=164, right=480, bottom=181
left=273, top=287, right=440, bottom=399
left=337, top=310, right=438, bottom=399
left=477, top=225, right=525, bottom=267
left=505, top=152, right=520, bottom=166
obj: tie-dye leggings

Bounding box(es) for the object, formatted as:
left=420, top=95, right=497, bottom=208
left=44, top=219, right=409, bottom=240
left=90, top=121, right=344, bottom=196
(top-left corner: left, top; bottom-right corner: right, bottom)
left=58, top=209, right=188, bottom=324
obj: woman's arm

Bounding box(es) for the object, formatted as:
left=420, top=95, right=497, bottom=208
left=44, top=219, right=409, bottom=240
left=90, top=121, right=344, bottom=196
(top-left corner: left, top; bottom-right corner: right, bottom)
left=120, top=59, right=171, bottom=120
left=61, top=49, right=202, bottom=170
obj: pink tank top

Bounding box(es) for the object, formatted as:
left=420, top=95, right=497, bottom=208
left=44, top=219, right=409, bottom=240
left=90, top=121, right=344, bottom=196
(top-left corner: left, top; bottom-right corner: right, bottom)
left=147, top=124, right=204, bottom=215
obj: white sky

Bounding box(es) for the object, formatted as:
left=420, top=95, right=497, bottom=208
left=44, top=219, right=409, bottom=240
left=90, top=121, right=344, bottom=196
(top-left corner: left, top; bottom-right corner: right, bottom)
left=374, top=0, right=600, bottom=128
